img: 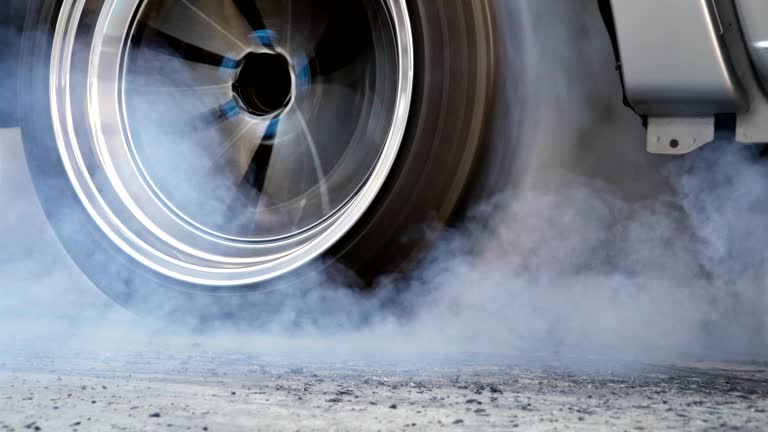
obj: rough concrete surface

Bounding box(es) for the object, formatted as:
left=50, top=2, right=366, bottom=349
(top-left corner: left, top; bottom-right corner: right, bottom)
left=1, top=352, right=767, bottom=431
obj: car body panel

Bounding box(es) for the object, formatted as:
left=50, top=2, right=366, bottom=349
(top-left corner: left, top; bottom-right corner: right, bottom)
left=607, top=0, right=768, bottom=152
left=735, top=0, right=768, bottom=94
left=610, top=0, right=747, bottom=116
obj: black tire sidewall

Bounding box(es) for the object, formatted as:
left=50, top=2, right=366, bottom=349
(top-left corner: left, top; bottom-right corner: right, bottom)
left=330, top=0, right=496, bottom=281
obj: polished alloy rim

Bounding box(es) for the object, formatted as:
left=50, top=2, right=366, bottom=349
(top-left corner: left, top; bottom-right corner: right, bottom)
left=49, top=0, right=413, bottom=286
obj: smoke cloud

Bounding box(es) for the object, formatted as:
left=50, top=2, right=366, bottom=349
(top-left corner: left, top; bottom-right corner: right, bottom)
left=1, top=0, right=767, bottom=372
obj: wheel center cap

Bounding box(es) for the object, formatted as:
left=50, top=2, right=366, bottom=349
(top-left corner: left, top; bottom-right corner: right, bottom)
left=232, top=51, right=294, bottom=117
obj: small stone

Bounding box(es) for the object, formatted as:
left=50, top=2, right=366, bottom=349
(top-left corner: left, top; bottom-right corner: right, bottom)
left=149, top=412, right=162, bottom=418
left=452, top=419, right=464, bottom=425
left=389, top=404, right=398, bottom=409
left=326, top=397, right=343, bottom=403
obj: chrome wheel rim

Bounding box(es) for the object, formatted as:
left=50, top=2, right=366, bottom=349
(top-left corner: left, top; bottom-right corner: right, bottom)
left=50, top=0, right=413, bottom=286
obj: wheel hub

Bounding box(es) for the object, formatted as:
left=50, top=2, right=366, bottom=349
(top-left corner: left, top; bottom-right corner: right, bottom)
left=233, top=51, right=294, bottom=118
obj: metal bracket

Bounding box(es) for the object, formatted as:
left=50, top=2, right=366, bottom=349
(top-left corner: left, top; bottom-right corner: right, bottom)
left=736, top=89, right=768, bottom=143
left=646, top=117, right=714, bottom=155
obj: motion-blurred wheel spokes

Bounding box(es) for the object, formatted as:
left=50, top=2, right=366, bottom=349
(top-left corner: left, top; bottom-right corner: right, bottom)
left=133, top=21, right=242, bottom=69
left=231, top=0, right=268, bottom=33
left=305, top=0, right=374, bottom=79
left=242, top=118, right=279, bottom=194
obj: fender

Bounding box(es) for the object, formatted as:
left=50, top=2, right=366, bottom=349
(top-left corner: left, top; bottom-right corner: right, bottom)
left=611, top=0, right=747, bottom=117
left=736, top=0, right=768, bottom=91
left=607, top=0, right=768, bottom=154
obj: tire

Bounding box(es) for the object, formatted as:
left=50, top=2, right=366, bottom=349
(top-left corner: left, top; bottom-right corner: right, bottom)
left=20, top=0, right=495, bottom=322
